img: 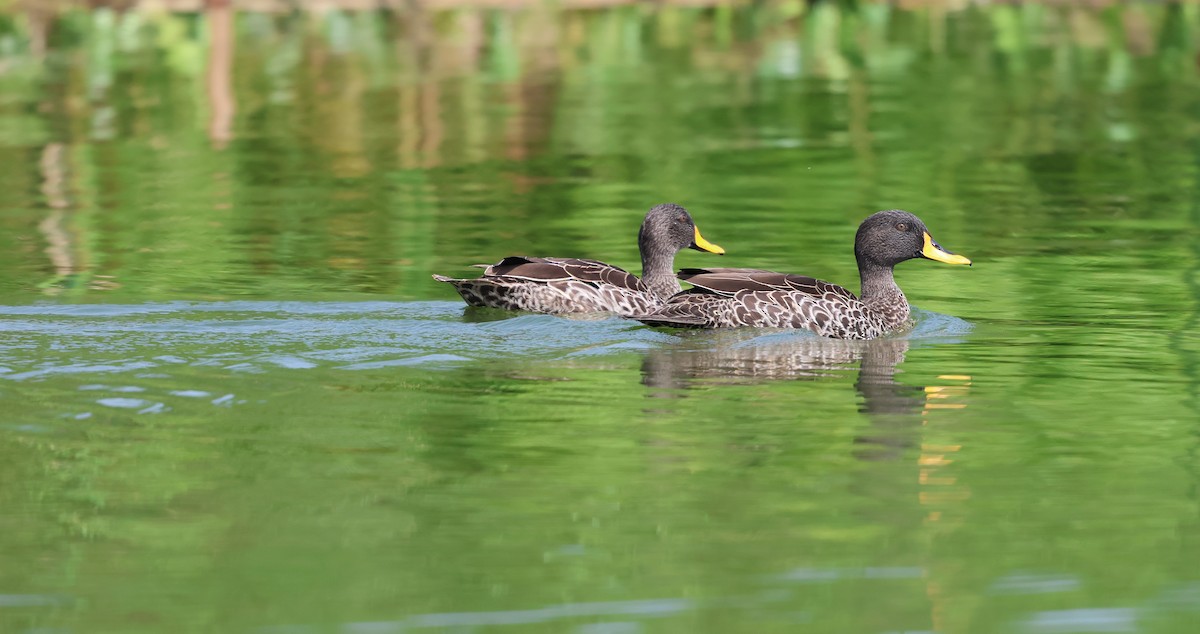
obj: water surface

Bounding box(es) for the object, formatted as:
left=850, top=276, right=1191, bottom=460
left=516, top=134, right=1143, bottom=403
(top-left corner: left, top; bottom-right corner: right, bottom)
left=1, top=3, right=1198, bottom=633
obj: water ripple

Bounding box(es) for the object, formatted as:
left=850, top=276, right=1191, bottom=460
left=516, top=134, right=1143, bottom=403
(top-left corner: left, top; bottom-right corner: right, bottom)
left=258, top=598, right=693, bottom=634
left=0, top=301, right=970, bottom=388
left=1019, top=608, right=1138, bottom=633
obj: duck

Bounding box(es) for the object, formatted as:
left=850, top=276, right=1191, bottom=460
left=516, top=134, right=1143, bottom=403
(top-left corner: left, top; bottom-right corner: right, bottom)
left=433, top=203, right=725, bottom=316
left=634, top=210, right=971, bottom=339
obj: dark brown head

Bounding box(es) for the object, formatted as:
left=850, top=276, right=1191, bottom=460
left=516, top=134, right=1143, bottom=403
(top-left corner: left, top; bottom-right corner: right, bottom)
left=854, top=210, right=971, bottom=269
left=638, top=203, right=724, bottom=258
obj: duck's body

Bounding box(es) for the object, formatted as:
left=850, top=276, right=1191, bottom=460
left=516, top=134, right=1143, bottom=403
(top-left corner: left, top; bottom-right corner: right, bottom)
left=637, top=268, right=911, bottom=339
left=636, top=210, right=971, bottom=340
left=434, top=204, right=724, bottom=317
left=434, top=256, right=659, bottom=316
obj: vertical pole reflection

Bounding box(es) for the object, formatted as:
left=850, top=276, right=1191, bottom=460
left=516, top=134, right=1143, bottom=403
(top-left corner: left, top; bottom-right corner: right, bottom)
left=38, top=143, right=75, bottom=292
left=38, top=143, right=115, bottom=293
left=206, top=0, right=236, bottom=150
left=396, top=10, right=443, bottom=170
left=24, top=4, right=50, bottom=60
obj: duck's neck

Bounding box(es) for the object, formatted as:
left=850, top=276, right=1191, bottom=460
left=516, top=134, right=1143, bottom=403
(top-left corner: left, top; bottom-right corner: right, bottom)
left=640, top=239, right=682, bottom=299
left=858, top=261, right=910, bottom=329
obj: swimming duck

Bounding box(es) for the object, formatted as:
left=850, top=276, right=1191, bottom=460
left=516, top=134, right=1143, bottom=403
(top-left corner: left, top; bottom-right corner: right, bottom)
left=635, top=210, right=970, bottom=339
left=433, top=203, right=725, bottom=316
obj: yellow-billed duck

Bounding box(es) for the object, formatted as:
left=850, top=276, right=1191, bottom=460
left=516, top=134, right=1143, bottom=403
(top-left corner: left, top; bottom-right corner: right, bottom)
left=635, top=210, right=970, bottom=339
left=434, top=203, right=725, bottom=316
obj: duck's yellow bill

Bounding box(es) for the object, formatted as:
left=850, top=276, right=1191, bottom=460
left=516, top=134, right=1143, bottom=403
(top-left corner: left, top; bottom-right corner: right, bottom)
left=690, top=226, right=725, bottom=255
left=921, top=232, right=971, bottom=266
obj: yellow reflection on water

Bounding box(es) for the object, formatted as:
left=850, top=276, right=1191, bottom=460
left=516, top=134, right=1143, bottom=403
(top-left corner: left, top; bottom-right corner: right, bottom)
left=918, top=373, right=972, bottom=634
left=919, top=374, right=972, bottom=519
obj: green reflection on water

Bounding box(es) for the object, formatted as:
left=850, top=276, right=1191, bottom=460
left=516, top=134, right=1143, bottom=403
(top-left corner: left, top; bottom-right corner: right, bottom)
left=1, top=3, right=1199, bottom=634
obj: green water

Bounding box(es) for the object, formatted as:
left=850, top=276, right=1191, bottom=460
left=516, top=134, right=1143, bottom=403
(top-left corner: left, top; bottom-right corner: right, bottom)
left=1, top=3, right=1199, bottom=633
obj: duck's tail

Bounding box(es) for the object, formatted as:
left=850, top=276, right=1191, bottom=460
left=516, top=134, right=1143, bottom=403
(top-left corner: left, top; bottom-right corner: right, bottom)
left=432, top=274, right=496, bottom=308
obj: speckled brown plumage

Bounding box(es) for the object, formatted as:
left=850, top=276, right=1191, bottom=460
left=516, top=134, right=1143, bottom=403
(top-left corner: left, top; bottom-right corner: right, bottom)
left=635, top=210, right=971, bottom=340
left=639, top=268, right=908, bottom=338
left=434, top=204, right=724, bottom=317
left=433, top=256, right=661, bottom=316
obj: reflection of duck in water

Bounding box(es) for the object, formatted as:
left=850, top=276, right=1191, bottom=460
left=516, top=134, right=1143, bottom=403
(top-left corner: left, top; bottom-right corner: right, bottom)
left=434, top=204, right=724, bottom=317
left=640, top=331, right=930, bottom=456
left=641, top=329, right=911, bottom=388
left=640, top=329, right=975, bottom=463
left=636, top=210, right=970, bottom=339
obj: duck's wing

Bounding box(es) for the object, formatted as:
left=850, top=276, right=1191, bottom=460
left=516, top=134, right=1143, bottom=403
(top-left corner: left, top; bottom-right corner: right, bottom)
left=677, top=268, right=857, bottom=302
left=481, top=256, right=647, bottom=293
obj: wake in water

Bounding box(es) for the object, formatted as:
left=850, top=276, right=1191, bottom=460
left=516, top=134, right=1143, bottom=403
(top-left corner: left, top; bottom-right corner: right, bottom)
left=0, top=301, right=972, bottom=382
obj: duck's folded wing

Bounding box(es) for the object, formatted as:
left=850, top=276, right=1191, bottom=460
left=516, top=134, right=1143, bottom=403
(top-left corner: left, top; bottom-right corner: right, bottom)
left=677, top=268, right=857, bottom=301
left=483, top=256, right=647, bottom=292
left=635, top=292, right=728, bottom=326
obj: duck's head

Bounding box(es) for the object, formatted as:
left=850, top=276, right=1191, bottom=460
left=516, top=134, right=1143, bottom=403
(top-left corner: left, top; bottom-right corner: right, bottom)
left=639, top=203, right=725, bottom=257
left=854, top=210, right=971, bottom=269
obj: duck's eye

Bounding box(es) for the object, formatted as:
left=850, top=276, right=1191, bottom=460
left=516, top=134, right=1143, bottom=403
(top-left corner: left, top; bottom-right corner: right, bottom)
left=677, top=215, right=688, bottom=224
left=895, top=222, right=909, bottom=232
